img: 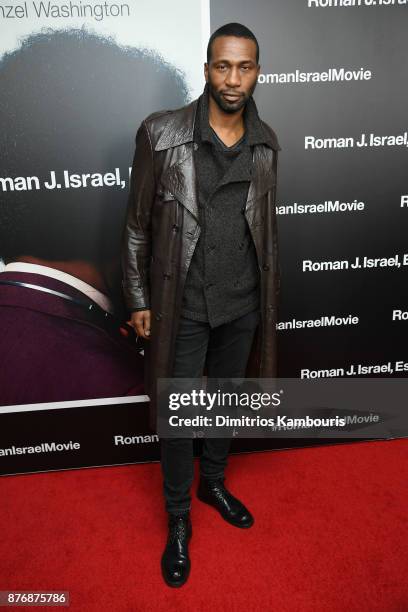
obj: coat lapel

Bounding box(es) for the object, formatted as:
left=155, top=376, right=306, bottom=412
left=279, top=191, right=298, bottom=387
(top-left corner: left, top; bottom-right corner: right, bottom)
left=155, top=99, right=200, bottom=221
left=159, top=144, right=200, bottom=221
left=152, top=93, right=278, bottom=222
left=159, top=141, right=276, bottom=222
left=246, top=145, right=276, bottom=210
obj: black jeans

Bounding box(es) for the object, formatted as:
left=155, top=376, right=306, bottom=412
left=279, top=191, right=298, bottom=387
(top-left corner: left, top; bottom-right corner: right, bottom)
left=160, top=308, right=261, bottom=515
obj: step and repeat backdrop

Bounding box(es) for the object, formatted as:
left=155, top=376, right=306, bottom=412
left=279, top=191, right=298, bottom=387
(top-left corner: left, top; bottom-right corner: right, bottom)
left=0, top=0, right=406, bottom=475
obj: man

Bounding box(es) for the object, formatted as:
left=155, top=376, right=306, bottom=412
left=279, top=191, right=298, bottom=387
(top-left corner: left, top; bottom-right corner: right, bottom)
left=0, top=29, right=187, bottom=406
left=122, top=22, right=281, bottom=587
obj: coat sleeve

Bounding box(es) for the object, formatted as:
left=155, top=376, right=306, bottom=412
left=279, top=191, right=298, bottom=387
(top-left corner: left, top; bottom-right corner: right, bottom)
left=121, top=120, right=155, bottom=311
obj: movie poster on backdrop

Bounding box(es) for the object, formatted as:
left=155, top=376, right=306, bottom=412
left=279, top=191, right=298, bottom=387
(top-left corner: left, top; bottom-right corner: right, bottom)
left=0, top=0, right=210, bottom=408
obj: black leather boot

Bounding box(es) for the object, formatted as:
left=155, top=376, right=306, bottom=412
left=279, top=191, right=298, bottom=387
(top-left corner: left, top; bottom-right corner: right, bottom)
left=161, top=511, right=192, bottom=587
left=197, top=476, right=254, bottom=528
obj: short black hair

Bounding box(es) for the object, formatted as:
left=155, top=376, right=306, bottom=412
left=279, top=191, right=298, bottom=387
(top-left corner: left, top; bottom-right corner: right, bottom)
left=207, top=22, right=259, bottom=64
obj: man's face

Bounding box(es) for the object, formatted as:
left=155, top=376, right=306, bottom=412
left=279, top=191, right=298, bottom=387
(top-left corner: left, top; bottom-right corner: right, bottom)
left=204, top=35, right=260, bottom=114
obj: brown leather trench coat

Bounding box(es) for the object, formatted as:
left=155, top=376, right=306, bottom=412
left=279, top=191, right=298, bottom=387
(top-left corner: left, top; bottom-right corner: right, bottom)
left=121, top=95, right=281, bottom=432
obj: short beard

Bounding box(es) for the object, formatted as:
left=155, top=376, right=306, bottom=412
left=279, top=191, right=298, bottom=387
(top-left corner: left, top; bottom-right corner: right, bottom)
left=207, top=77, right=257, bottom=114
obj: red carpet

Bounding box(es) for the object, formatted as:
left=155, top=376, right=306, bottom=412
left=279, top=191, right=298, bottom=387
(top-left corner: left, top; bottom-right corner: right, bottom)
left=0, top=439, right=407, bottom=612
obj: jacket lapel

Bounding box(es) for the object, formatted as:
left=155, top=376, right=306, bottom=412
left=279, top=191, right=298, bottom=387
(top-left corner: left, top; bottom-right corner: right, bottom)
left=246, top=145, right=276, bottom=210
left=154, top=99, right=200, bottom=221
left=159, top=144, right=200, bottom=221
left=153, top=94, right=278, bottom=221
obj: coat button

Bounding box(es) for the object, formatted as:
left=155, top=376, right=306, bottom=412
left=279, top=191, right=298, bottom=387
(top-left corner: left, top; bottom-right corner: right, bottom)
left=163, top=273, right=171, bottom=279
left=172, top=224, right=179, bottom=232
left=262, top=264, right=270, bottom=271
left=155, top=312, right=162, bottom=321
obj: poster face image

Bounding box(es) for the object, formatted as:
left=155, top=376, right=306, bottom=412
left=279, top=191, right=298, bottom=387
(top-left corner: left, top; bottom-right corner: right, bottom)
left=0, top=0, right=209, bottom=409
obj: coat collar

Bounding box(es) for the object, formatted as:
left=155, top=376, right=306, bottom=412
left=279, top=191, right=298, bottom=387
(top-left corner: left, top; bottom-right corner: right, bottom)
left=193, top=84, right=253, bottom=187
left=155, top=83, right=280, bottom=152
left=196, top=82, right=273, bottom=149
left=156, top=84, right=279, bottom=223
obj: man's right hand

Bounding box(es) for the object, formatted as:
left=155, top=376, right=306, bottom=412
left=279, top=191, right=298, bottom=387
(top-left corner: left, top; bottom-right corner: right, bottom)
left=128, top=310, right=151, bottom=340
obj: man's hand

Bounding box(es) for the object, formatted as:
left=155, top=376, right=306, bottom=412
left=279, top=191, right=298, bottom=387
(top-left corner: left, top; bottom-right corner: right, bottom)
left=128, top=310, right=151, bottom=340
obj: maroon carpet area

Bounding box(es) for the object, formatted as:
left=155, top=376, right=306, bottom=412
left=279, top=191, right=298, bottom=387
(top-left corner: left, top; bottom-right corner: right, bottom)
left=1, top=439, right=407, bottom=612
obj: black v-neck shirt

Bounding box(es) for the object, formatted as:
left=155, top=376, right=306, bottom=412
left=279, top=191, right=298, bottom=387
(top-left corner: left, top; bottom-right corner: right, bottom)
left=209, top=126, right=246, bottom=151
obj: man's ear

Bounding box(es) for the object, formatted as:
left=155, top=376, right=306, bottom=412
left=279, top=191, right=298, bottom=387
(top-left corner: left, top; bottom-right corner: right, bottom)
left=204, top=62, right=209, bottom=82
